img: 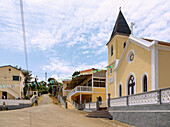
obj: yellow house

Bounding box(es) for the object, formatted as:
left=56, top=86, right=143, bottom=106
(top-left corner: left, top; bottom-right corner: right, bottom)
left=66, top=68, right=106, bottom=107
left=62, top=79, right=72, bottom=97
left=107, top=9, right=170, bottom=99
left=0, top=65, right=25, bottom=99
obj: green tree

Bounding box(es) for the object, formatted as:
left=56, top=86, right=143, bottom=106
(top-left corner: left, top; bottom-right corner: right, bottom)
left=72, top=71, right=80, bottom=78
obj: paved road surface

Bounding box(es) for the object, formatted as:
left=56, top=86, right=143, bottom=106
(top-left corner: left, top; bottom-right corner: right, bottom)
left=0, top=94, right=133, bottom=127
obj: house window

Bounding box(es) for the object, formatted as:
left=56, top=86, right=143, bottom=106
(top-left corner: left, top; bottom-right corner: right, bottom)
left=93, top=78, right=106, bottom=87
left=119, top=84, right=122, bottom=97
left=111, top=45, right=113, bottom=56
left=123, top=42, right=126, bottom=48
left=66, top=83, right=69, bottom=87
left=13, top=76, right=19, bottom=81
left=143, top=75, right=147, bottom=92
left=110, top=68, right=112, bottom=75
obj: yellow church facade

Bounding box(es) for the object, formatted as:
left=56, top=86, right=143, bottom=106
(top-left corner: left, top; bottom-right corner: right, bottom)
left=107, top=10, right=170, bottom=99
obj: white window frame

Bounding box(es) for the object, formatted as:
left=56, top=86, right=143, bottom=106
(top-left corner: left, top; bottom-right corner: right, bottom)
left=126, top=49, right=135, bottom=63
left=141, top=72, right=149, bottom=92
left=125, top=72, right=136, bottom=96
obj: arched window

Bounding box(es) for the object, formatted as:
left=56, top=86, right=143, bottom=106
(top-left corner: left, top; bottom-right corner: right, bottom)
left=128, top=75, right=135, bottom=95
left=123, top=42, right=126, bottom=48
left=111, top=45, right=113, bottom=56
left=119, top=84, right=122, bottom=97
left=98, top=96, right=102, bottom=102
left=143, top=75, right=147, bottom=92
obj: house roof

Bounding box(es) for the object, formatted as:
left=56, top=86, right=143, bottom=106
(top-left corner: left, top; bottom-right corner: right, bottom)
left=0, top=65, right=24, bottom=75
left=107, top=10, right=131, bottom=45
left=65, top=74, right=92, bottom=90
left=80, top=68, right=97, bottom=74
left=142, top=38, right=170, bottom=46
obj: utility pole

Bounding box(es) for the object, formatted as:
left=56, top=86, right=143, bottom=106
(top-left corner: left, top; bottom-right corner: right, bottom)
left=45, top=72, right=47, bottom=82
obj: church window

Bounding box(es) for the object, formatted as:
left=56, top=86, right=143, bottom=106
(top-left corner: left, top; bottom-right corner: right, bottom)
left=127, top=49, right=135, bottom=63
left=123, top=42, right=126, bottom=48
left=111, top=45, right=113, bottom=56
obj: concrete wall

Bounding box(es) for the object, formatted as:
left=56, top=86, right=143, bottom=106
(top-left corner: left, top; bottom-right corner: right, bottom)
left=109, top=111, right=170, bottom=127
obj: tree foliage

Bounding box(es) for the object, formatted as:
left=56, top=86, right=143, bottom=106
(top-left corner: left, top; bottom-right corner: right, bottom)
left=72, top=71, right=80, bottom=77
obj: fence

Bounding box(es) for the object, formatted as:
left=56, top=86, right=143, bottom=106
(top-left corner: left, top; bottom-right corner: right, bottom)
left=99, top=100, right=107, bottom=108
left=71, top=100, right=82, bottom=110
left=108, top=87, right=170, bottom=108
left=58, top=94, right=67, bottom=108
left=84, top=102, right=97, bottom=110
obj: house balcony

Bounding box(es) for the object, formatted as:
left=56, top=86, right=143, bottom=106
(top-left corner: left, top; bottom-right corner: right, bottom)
left=67, top=86, right=92, bottom=99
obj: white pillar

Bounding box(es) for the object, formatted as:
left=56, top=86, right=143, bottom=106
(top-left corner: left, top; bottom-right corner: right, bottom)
left=80, top=94, right=82, bottom=104
left=115, top=70, right=117, bottom=98
left=151, top=41, right=158, bottom=90
left=106, top=69, right=108, bottom=100
left=92, top=70, right=94, bottom=92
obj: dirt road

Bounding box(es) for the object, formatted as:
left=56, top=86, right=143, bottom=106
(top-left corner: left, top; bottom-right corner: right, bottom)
left=0, top=94, right=132, bottom=127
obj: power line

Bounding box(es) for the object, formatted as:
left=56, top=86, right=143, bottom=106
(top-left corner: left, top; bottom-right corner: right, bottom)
left=19, top=1, right=31, bottom=127
left=19, top=0, right=28, bottom=71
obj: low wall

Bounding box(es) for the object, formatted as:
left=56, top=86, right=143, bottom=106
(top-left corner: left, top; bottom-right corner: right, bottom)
left=108, top=87, right=170, bottom=127
left=0, top=95, right=37, bottom=110
left=109, top=111, right=170, bottom=127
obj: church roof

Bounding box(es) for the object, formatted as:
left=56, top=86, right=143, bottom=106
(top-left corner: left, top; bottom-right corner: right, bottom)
left=107, top=9, right=131, bottom=45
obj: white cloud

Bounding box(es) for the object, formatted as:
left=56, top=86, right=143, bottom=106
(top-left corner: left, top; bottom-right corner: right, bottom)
left=43, top=57, right=107, bottom=79
left=67, top=41, right=77, bottom=47
left=30, top=30, right=57, bottom=50
left=82, top=50, right=89, bottom=54
left=0, top=0, right=170, bottom=52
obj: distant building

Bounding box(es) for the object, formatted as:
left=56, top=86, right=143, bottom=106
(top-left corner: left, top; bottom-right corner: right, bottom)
left=62, top=79, right=72, bottom=97
left=106, top=9, right=170, bottom=98
left=0, top=65, right=25, bottom=99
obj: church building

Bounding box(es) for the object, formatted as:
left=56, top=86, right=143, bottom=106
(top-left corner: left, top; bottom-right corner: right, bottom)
left=107, top=9, right=170, bottom=98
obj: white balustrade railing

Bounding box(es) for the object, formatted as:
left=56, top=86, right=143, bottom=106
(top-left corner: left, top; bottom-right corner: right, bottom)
left=109, top=88, right=170, bottom=107
left=99, top=100, right=107, bottom=107
left=129, top=91, right=158, bottom=106
left=110, top=96, right=127, bottom=107
left=161, top=88, right=170, bottom=103
left=128, top=91, right=158, bottom=105
left=85, top=102, right=97, bottom=109
left=67, top=86, right=92, bottom=98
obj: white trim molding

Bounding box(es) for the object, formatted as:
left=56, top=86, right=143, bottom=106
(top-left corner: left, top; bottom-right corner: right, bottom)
left=115, top=70, right=117, bottom=97
left=125, top=72, right=137, bottom=96
left=151, top=41, right=158, bottom=90
left=141, top=72, right=149, bottom=92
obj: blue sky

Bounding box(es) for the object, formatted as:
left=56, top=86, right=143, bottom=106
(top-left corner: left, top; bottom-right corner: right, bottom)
left=0, top=0, right=170, bottom=81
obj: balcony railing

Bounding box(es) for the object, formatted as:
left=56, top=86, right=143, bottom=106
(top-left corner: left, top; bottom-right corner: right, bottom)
left=67, top=86, right=92, bottom=99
